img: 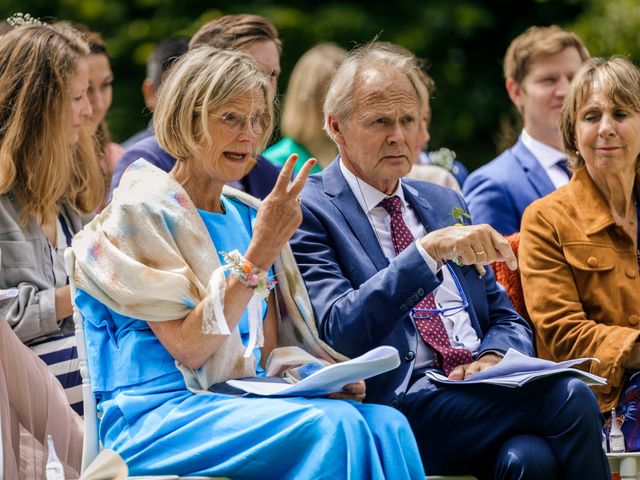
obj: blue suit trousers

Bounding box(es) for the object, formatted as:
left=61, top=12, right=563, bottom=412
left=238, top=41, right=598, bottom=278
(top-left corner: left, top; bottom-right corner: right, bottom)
left=402, top=374, right=610, bottom=479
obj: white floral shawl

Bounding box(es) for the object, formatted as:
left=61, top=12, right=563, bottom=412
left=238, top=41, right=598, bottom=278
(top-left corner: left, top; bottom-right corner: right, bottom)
left=72, top=160, right=344, bottom=392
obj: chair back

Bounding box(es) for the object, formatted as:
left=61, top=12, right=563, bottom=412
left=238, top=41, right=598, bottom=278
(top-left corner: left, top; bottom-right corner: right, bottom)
left=64, top=248, right=100, bottom=473
left=489, top=232, right=530, bottom=323
left=488, top=232, right=539, bottom=354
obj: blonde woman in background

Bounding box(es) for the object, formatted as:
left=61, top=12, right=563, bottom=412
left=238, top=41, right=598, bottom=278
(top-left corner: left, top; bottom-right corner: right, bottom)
left=263, top=42, right=346, bottom=173
left=0, top=21, right=104, bottom=417
left=406, top=69, right=462, bottom=192
left=0, top=18, right=103, bottom=478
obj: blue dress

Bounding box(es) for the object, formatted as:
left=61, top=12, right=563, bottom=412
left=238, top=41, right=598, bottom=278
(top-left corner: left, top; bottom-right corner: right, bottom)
left=74, top=196, right=424, bottom=479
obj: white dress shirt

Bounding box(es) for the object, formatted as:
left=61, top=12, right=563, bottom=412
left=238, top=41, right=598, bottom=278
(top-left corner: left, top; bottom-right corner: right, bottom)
left=339, top=160, right=481, bottom=368
left=521, top=130, right=570, bottom=189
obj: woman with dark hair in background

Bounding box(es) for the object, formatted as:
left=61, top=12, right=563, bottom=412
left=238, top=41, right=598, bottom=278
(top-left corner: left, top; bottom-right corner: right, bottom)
left=58, top=22, right=124, bottom=199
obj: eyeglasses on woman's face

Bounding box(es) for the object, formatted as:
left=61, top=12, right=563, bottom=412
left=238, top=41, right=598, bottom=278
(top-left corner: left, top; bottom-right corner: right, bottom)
left=217, top=111, right=265, bottom=136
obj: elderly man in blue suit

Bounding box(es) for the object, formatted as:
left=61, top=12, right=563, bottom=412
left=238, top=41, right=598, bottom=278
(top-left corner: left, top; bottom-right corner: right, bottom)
left=462, top=26, right=590, bottom=235
left=290, top=42, right=608, bottom=480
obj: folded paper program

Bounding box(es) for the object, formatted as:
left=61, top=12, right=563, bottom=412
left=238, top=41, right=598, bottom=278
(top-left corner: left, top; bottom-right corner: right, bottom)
left=0, top=288, right=18, bottom=301
left=226, top=346, right=400, bottom=397
left=425, top=348, right=607, bottom=387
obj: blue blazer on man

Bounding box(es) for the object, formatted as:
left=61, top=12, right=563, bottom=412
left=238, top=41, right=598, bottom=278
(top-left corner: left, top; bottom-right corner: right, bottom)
left=462, top=137, right=555, bottom=236
left=291, top=160, right=533, bottom=408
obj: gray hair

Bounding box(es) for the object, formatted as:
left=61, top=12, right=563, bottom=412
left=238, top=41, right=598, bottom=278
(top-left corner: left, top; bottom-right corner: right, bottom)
left=154, top=46, right=273, bottom=162
left=323, top=42, right=426, bottom=140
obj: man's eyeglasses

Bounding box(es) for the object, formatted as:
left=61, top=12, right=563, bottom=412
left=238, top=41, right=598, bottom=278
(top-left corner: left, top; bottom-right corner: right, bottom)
left=217, top=111, right=265, bottom=135
left=412, top=264, right=469, bottom=319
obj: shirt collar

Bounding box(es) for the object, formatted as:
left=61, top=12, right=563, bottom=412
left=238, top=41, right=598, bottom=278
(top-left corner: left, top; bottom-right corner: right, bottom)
left=339, top=158, right=406, bottom=214
left=521, top=129, right=566, bottom=168
left=568, top=167, right=628, bottom=235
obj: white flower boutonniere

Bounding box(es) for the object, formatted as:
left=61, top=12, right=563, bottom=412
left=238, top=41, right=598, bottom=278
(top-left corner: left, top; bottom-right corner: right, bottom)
left=429, top=147, right=457, bottom=172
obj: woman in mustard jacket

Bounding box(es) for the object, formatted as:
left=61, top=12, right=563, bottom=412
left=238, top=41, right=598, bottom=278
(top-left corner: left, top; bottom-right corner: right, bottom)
left=520, top=57, right=640, bottom=439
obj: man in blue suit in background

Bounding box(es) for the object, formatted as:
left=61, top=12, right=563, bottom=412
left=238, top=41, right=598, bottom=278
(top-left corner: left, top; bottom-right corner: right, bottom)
left=462, top=26, right=589, bottom=235
left=291, top=42, right=608, bottom=480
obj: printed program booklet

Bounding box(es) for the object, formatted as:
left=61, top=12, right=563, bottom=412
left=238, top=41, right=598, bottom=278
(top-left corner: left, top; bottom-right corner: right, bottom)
left=225, top=345, right=400, bottom=397
left=424, top=348, right=607, bottom=387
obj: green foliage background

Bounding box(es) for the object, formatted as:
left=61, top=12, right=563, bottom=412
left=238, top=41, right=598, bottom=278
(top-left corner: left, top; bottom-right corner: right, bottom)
left=1, top=0, right=638, bottom=171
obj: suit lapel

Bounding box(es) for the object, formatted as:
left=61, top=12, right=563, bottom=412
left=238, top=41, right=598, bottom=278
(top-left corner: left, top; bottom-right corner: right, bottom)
left=512, top=139, right=555, bottom=198
left=402, top=182, right=449, bottom=232
left=322, top=161, right=389, bottom=271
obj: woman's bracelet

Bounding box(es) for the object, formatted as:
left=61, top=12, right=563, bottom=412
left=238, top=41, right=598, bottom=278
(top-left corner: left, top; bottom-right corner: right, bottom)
left=220, top=250, right=276, bottom=300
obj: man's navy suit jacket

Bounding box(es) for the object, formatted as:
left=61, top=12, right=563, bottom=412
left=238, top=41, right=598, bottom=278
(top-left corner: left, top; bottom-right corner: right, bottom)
left=291, top=160, right=533, bottom=408
left=462, top=138, right=555, bottom=236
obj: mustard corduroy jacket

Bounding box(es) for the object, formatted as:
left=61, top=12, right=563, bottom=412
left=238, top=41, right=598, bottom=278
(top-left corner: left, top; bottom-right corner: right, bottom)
left=520, top=167, right=640, bottom=411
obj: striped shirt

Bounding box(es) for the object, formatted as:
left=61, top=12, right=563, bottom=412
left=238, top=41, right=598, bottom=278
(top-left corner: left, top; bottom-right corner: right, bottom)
left=30, top=331, right=82, bottom=415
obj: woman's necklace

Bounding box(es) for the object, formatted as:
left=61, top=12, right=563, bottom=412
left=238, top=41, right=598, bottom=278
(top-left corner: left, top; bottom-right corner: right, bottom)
left=611, top=198, right=637, bottom=227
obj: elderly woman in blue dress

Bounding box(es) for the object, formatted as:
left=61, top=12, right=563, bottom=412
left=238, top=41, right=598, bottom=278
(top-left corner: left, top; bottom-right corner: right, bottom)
left=71, top=46, right=424, bottom=479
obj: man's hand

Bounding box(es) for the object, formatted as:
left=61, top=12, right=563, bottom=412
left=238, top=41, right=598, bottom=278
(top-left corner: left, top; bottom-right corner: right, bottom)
left=419, top=224, right=517, bottom=270
left=328, top=380, right=366, bottom=402
left=447, top=353, right=503, bottom=380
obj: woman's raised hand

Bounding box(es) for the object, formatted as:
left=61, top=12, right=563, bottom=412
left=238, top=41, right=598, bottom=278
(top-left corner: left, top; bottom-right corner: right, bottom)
left=246, top=154, right=316, bottom=270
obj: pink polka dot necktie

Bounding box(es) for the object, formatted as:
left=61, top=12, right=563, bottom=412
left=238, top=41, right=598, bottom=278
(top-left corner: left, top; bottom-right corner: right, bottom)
left=380, top=195, right=472, bottom=375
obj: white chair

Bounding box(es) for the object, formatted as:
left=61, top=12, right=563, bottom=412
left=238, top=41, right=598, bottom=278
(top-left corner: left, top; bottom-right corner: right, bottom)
left=64, top=248, right=221, bottom=480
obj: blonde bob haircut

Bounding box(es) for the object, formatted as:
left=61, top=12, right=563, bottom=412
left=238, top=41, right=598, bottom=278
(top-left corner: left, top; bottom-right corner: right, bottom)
left=561, top=56, right=640, bottom=169
left=281, top=43, right=346, bottom=147
left=503, top=25, right=589, bottom=84
left=0, top=23, right=103, bottom=226
left=154, top=47, right=273, bottom=163
left=324, top=42, right=427, bottom=142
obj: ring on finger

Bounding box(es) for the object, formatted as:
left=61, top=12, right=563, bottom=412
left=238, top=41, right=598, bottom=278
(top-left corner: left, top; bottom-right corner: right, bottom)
left=473, top=250, right=486, bottom=256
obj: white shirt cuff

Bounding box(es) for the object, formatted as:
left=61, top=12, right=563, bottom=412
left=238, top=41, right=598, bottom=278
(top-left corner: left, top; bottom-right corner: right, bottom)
left=415, top=239, right=439, bottom=274
left=478, top=350, right=505, bottom=359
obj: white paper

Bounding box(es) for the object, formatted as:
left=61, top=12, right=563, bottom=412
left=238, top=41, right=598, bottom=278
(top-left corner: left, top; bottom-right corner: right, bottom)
left=424, top=348, right=607, bottom=387
left=0, top=288, right=18, bottom=301
left=226, top=345, right=400, bottom=397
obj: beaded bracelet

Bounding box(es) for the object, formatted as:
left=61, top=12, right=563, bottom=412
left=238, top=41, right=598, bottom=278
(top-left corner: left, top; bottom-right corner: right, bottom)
left=220, top=249, right=276, bottom=300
